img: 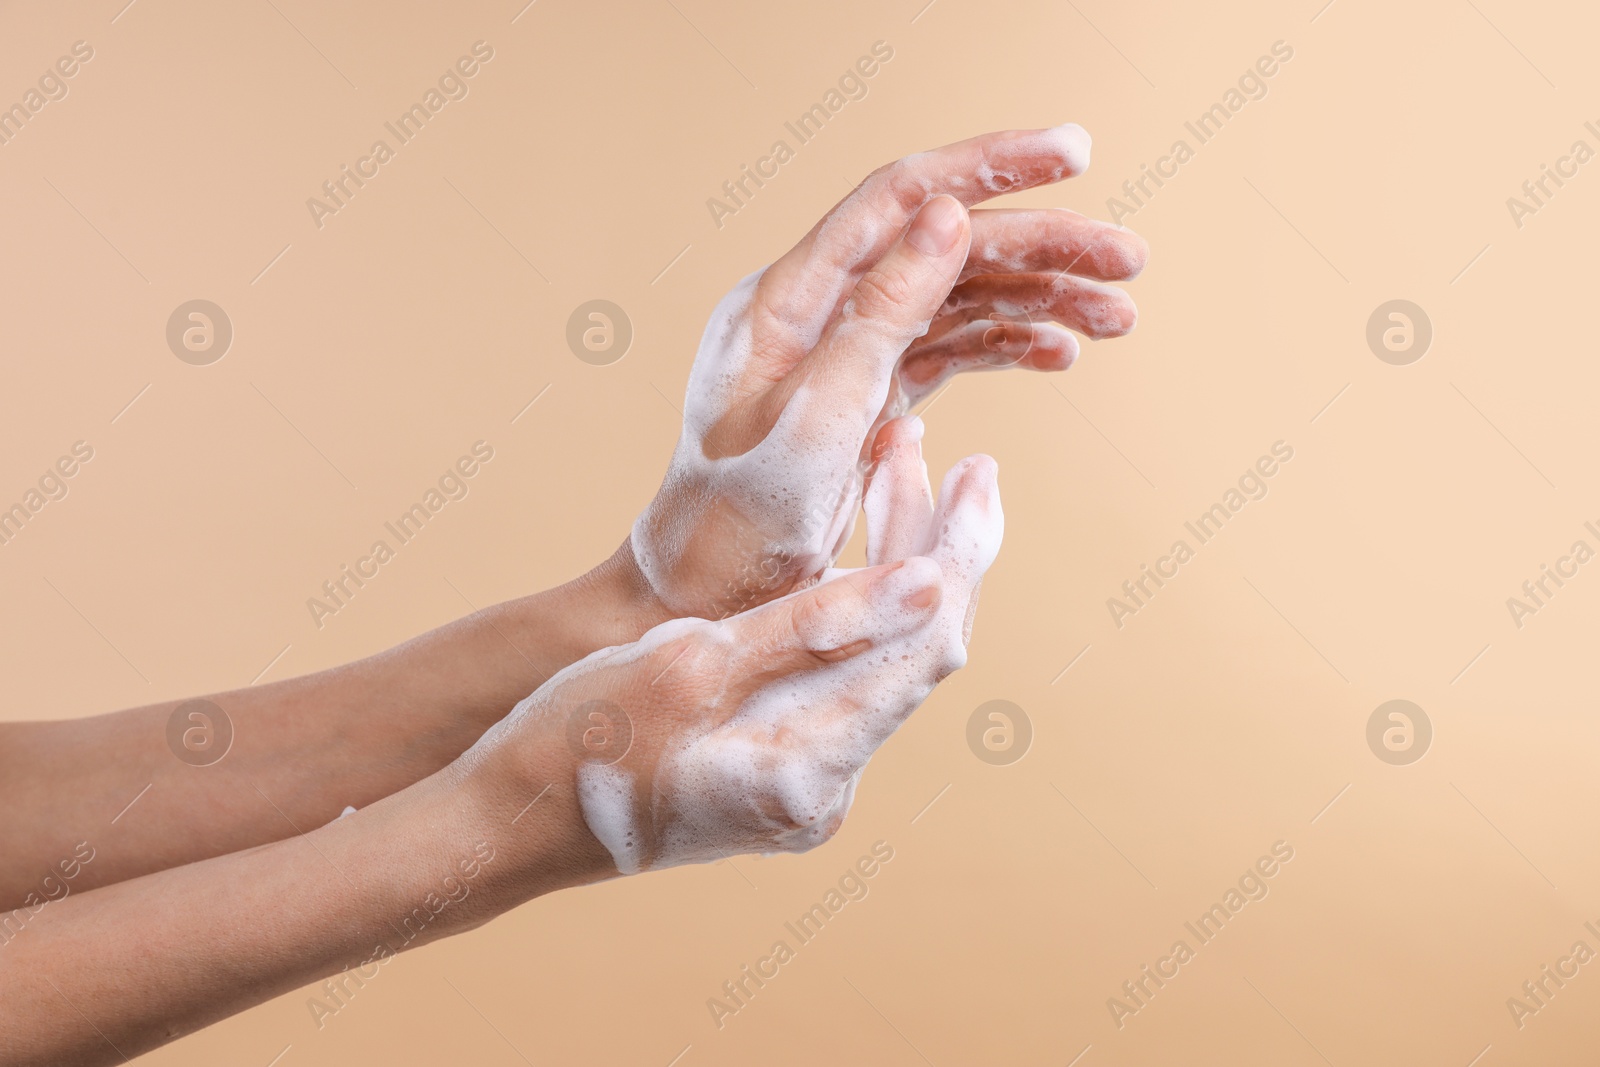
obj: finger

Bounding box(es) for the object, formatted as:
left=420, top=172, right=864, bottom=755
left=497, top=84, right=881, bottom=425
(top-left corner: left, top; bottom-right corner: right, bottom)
left=927, top=455, right=1004, bottom=665
left=928, top=455, right=1003, bottom=575
left=960, top=208, right=1148, bottom=284
left=898, top=320, right=1079, bottom=407
left=864, top=416, right=934, bottom=565
left=928, top=454, right=998, bottom=671
left=784, top=458, right=1004, bottom=771
left=758, top=125, right=1092, bottom=350
left=926, top=273, right=1138, bottom=343
left=761, top=195, right=970, bottom=445
left=766, top=763, right=859, bottom=848
left=723, top=556, right=944, bottom=702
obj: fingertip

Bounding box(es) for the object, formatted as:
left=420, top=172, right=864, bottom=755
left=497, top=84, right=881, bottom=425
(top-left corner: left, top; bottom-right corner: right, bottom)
left=930, top=456, right=1004, bottom=578
left=954, top=452, right=1000, bottom=485
left=1049, top=122, right=1092, bottom=174
left=1023, top=323, right=1080, bottom=371
left=1115, top=230, right=1150, bottom=279
left=969, top=454, right=1000, bottom=498
left=1087, top=293, right=1139, bottom=339
left=937, top=453, right=1003, bottom=519
left=1113, top=298, right=1139, bottom=336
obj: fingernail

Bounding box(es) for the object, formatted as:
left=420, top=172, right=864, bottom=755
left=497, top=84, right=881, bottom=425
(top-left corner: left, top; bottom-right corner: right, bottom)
left=906, top=196, right=964, bottom=255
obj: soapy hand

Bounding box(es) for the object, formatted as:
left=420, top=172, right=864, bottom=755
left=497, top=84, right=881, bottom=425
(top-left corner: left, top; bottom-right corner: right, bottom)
left=0, top=128, right=1147, bottom=1067
left=477, top=418, right=997, bottom=871
left=629, top=126, right=1145, bottom=621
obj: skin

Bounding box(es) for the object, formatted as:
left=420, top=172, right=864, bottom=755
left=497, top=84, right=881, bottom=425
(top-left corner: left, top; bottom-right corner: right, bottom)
left=633, top=123, right=1145, bottom=619
left=552, top=418, right=1000, bottom=873
left=0, top=125, right=1143, bottom=1066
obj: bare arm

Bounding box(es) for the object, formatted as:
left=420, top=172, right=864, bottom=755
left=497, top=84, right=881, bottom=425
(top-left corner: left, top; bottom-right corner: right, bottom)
left=0, top=546, right=667, bottom=910
left=1, top=126, right=1143, bottom=912
left=0, top=749, right=610, bottom=1067
left=1, top=411, right=997, bottom=1067
left=0, top=125, right=1143, bottom=1064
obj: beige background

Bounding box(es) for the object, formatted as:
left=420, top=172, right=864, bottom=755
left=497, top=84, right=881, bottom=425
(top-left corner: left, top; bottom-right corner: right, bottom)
left=4, top=0, right=1599, bottom=1063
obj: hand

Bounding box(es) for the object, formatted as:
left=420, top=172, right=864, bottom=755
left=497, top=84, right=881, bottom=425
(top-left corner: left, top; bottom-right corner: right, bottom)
left=628, top=125, right=1144, bottom=620
left=473, top=418, right=998, bottom=872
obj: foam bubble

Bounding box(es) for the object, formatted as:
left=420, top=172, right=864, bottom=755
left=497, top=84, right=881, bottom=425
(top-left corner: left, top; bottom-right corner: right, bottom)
left=631, top=269, right=884, bottom=615
left=576, top=762, right=644, bottom=875
left=584, top=449, right=1002, bottom=873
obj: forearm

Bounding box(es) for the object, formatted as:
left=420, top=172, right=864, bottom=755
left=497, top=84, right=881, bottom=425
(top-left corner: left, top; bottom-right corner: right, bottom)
left=0, top=748, right=608, bottom=1067
left=0, top=542, right=666, bottom=908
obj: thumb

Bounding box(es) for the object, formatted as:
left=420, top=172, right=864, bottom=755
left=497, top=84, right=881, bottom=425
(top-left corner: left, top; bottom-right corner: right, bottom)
left=723, top=557, right=944, bottom=702
left=775, top=196, right=971, bottom=431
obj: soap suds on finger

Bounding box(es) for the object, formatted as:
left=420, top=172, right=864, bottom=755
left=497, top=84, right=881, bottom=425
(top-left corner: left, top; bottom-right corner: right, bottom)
left=592, top=426, right=1001, bottom=873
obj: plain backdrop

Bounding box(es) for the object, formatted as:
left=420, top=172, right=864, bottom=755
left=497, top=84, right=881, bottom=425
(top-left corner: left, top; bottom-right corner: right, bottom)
left=3, top=0, right=1599, bottom=1063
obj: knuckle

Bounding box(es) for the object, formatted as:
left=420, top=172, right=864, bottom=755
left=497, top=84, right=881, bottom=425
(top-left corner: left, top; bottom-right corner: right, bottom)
left=776, top=802, right=847, bottom=843
left=866, top=158, right=928, bottom=209
left=940, top=643, right=969, bottom=678
left=788, top=588, right=828, bottom=643
left=788, top=585, right=848, bottom=665
left=854, top=265, right=920, bottom=318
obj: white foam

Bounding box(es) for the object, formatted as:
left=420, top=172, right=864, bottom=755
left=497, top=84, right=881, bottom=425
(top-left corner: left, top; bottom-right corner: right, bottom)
left=630, top=125, right=1082, bottom=620
left=575, top=762, right=643, bottom=875
left=631, top=269, right=886, bottom=616
left=587, top=439, right=1002, bottom=872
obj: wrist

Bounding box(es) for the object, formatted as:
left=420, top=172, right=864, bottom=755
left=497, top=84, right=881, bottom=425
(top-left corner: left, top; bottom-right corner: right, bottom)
left=561, top=537, right=676, bottom=650
left=438, top=711, right=618, bottom=906
left=455, top=540, right=671, bottom=736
